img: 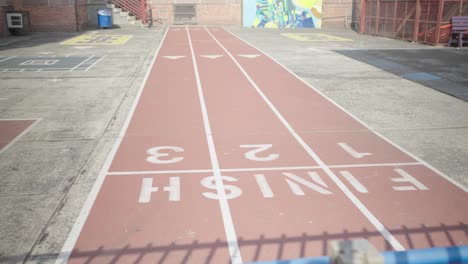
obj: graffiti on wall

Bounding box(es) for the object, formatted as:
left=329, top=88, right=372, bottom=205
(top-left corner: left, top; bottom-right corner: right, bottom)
left=243, top=0, right=322, bottom=28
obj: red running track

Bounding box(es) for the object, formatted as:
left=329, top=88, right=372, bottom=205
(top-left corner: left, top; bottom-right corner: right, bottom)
left=58, top=26, right=468, bottom=264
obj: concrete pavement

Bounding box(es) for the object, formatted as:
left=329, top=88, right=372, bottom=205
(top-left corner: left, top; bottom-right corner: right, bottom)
left=0, top=26, right=467, bottom=263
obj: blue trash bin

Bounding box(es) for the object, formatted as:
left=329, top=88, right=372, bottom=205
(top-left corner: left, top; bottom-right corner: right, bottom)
left=97, top=9, right=112, bottom=28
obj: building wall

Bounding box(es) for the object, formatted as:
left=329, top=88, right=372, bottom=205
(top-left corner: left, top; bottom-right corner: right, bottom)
left=151, top=0, right=241, bottom=25
left=0, top=0, right=88, bottom=34
left=321, top=0, right=357, bottom=27
left=0, top=6, right=6, bottom=36
left=197, top=3, right=241, bottom=25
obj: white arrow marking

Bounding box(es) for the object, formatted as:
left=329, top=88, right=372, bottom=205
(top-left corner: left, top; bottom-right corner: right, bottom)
left=239, top=54, right=261, bottom=59
left=338, top=142, right=372, bottom=159
left=200, top=55, right=223, bottom=59
left=163, top=56, right=185, bottom=60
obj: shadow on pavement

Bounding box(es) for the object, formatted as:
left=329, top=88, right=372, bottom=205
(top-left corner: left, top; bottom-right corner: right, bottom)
left=335, top=48, right=468, bottom=101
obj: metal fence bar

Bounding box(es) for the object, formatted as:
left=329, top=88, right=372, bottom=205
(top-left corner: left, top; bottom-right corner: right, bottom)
left=358, top=0, right=468, bottom=45
left=112, top=0, right=148, bottom=24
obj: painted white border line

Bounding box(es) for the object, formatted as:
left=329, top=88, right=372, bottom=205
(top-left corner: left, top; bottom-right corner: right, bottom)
left=55, top=28, right=170, bottom=264
left=0, top=56, right=16, bottom=62
left=186, top=26, right=243, bottom=264
left=107, top=162, right=422, bottom=176
left=85, top=55, right=106, bottom=72
left=70, top=55, right=94, bottom=71
left=222, top=27, right=468, bottom=193
left=108, top=169, right=213, bottom=175
left=207, top=27, right=405, bottom=251
left=0, top=118, right=42, bottom=156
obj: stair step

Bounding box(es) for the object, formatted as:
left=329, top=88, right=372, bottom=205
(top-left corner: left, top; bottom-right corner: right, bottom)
left=113, top=7, right=122, bottom=13
left=120, top=11, right=129, bottom=17
left=107, top=3, right=115, bottom=8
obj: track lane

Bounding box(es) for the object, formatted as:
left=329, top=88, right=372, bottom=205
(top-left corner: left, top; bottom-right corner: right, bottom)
left=208, top=26, right=468, bottom=252
left=109, top=28, right=211, bottom=173
left=65, top=28, right=232, bottom=264
left=191, top=27, right=398, bottom=261
left=59, top=25, right=468, bottom=264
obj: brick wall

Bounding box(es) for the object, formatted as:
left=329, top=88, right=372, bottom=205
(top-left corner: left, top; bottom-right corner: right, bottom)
left=197, top=4, right=241, bottom=25
left=151, top=1, right=241, bottom=25
left=322, top=0, right=360, bottom=27
left=0, top=7, right=6, bottom=36
left=0, top=0, right=88, bottom=33
left=151, top=4, right=174, bottom=24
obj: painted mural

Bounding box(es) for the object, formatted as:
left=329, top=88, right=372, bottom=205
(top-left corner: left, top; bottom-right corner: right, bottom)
left=243, top=0, right=322, bottom=28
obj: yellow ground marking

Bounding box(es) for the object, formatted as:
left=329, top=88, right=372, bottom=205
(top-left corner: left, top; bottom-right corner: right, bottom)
left=281, top=33, right=352, bottom=42
left=61, top=35, right=133, bottom=45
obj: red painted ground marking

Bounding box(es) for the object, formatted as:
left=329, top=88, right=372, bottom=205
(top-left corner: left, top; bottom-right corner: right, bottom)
left=227, top=169, right=388, bottom=261
left=208, top=25, right=468, bottom=252
left=109, top=29, right=211, bottom=172
left=68, top=173, right=231, bottom=263
left=67, top=28, right=232, bottom=263
left=190, top=29, right=317, bottom=169
left=333, top=165, right=468, bottom=249
left=206, top=28, right=366, bottom=133
left=60, top=26, right=468, bottom=264
left=0, top=119, right=37, bottom=151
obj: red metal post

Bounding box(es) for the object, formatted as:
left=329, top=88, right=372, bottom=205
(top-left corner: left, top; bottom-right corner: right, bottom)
left=434, top=0, right=444, bottom=44
left=393, top=0, right=398, bottom=36
left=359, top=0, right=368, bottom=33
left=413, top=0, right=421, bottom=41
left=141, top=0, right=147, bottom=24
left=375, top=0, right=381, bottom=34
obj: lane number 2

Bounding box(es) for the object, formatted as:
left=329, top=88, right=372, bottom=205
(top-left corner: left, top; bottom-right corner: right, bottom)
left=146, top=146, right=184, bottom=164
left=240, top=144, right=279, bottom=162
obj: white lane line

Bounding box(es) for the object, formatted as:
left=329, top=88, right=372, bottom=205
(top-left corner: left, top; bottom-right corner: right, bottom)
left=85, top=55, right=106, bottom=72
left=0, top=118, right=42, bottom=156
left=223, top=28, right=468, bottom=193
left=207, top=26, right=405, bottom=251
left=107, top=162, right=423, bottom=176
left=0, top=56, right=16, bottom=62
left=55, top=28, right=170, bottom=264
left=186, top=26, right=243, bottom=264
left=70, top=55, right=94, bottom=72
left=108, top=169, right=213, bottom=175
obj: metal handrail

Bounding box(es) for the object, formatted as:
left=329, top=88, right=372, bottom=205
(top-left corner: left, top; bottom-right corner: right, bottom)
left=112, top=0, right=148, bottom=24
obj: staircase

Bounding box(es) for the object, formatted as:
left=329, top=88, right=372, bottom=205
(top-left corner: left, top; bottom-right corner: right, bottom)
left=107, top=0, right=147, bottom=27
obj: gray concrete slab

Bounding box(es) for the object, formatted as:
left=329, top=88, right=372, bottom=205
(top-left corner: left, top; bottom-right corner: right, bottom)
left=0, top=140, right=96, bottom=195
left=0, top=194, right=62, bottom=263
left=0, top=26, right=165, bottom=263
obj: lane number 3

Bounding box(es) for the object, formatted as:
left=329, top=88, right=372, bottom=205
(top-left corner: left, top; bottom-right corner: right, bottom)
left=146, top=146, right=184, bottom=164
left=240, top=144, right=279, bottom=162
